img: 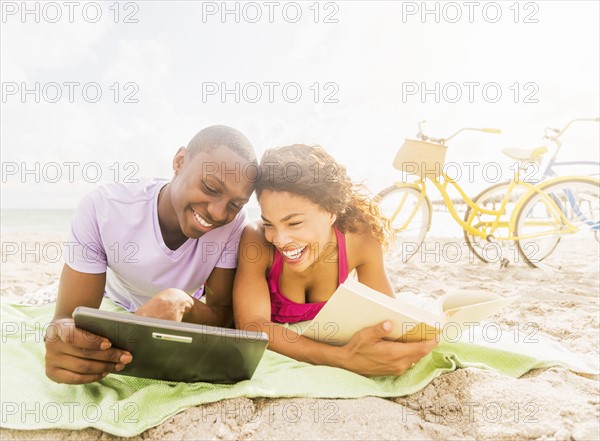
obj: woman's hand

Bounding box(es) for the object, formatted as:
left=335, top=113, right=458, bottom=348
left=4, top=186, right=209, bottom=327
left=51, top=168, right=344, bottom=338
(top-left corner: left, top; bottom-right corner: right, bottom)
left=134, top=289, right=194, bottom=322
left=339, top=321, right=437, bottom=376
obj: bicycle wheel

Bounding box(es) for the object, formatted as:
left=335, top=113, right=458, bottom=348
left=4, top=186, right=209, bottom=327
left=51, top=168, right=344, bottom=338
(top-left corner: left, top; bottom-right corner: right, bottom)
left=464, top=181, right=529, bottom=263
left=377, top=185, right=431, bottom=262
left=514, top=177, right=600, bottom=272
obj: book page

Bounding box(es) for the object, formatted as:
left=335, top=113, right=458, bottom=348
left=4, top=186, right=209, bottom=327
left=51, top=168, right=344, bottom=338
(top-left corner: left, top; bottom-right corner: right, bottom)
left=302, top=280, right=445, bottom=345
left=394, top=292, right=437, bottom=310
left=343, top=279, right=444, bottom=321
left=438, top=291, right=520, bottom=326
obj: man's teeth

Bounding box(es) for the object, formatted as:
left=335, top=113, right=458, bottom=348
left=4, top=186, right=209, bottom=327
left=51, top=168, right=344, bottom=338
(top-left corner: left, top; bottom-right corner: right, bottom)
left=282, top=247, right=306, bottom=260
left=193, top=211, right=213, bottom=228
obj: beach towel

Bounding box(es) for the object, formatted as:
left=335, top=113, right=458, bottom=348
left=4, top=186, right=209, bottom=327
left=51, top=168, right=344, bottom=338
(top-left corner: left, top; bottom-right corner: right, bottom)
left=1, top=298, right=597, bottom=437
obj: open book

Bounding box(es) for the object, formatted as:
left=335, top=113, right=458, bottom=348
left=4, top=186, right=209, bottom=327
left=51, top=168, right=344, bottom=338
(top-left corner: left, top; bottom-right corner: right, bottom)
left=300, top=279, right=519, bottom=345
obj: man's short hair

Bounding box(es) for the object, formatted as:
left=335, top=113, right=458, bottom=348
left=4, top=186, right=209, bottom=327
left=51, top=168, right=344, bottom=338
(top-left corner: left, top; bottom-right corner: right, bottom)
left=187, top=125, right=256, bottom=163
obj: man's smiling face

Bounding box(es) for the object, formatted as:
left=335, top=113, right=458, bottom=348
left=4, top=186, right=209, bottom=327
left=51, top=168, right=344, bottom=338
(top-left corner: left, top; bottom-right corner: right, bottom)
left=170, top=145, right=256, bottom=238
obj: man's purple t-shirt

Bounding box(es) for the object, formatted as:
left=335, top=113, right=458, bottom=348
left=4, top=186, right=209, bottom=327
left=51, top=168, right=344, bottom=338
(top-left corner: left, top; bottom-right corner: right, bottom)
left=65, top=178, right=247, bottom=312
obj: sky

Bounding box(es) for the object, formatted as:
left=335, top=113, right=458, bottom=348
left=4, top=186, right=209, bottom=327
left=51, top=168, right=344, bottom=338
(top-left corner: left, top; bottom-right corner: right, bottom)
left=1, top=0, right=599, bottom=210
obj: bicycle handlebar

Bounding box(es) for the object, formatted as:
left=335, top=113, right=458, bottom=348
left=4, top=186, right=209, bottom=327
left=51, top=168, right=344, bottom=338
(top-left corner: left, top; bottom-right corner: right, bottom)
left=416, top=120, right=501, bottom=145
left=544, top=117, right=599, bottom=141
left=482, top=128, right=502, bottom=134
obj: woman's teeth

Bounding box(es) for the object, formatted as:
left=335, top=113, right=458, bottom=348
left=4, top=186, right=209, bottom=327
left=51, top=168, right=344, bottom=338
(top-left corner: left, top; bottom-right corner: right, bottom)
left=282, top=246, right=306, bottom=260
left=193, top=211, right=213, bottom=228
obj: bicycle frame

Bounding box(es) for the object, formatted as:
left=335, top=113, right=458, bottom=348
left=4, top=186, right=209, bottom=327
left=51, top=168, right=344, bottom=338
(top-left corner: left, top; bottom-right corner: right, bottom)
left=541, top=158, right=600, bottom=178
left=552, top=181, right=600, bottom=230
left=383, top=182, right=430, bottom=232
left=508, top=175, right=600, bottom=238
left=539, top=117, right=600, bottom=179
left=390, top=174, right=586, bottom=241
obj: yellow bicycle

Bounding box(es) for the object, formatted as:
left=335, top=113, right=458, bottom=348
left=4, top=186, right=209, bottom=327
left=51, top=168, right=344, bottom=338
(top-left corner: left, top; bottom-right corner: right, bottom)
left=376, top=121, right=599, bottom=272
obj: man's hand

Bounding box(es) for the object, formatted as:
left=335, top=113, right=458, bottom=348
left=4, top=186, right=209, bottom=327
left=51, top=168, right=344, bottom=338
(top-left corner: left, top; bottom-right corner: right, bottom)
left=45, top=317, right=133, bottom=384
left=134, top=289, right=194, bottom=322
left=339, top=321, right=437, bottom=376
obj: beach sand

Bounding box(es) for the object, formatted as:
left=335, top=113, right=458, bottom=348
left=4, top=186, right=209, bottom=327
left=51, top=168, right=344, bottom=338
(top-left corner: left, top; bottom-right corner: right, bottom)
left=1, top=233, right=598, bottom=440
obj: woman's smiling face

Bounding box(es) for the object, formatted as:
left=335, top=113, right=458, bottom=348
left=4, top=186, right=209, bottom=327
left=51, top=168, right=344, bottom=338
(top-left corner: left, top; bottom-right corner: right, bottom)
left=259, top=190, right=336, bottom=272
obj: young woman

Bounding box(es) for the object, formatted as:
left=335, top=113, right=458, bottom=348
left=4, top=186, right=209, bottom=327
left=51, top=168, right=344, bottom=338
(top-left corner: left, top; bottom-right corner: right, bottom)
left=233, top=145, right=436, bottom=376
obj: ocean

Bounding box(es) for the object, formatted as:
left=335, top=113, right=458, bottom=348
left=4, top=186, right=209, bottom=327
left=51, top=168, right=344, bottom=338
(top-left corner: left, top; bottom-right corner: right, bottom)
left=1, top=207, right=461, bottom=237
left=0, top=207, right=265, bottom=235
left=1, top=209, right=75, bottom=234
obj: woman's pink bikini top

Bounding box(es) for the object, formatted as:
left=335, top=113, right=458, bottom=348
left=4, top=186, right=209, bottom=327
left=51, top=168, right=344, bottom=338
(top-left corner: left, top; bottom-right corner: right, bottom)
left=267, top=226, right=349, bottom=324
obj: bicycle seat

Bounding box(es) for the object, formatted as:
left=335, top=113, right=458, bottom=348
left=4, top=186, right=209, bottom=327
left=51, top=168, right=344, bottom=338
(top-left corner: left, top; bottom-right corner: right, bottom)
left=502, top=146, right=548, bottom=161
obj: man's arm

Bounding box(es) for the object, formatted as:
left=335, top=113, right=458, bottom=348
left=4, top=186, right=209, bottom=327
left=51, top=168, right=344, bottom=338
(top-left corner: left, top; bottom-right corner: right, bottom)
left=53, top=264, right=106, bottom=319
left=134, top=267, right=236, bottom=327
left=183, top=267, right=236, bottom=327
left=45, top=265, right=132, bottom=384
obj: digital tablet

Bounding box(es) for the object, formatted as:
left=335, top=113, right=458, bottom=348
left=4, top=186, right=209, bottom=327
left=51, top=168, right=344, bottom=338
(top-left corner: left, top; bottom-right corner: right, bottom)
left=73, top=307, right=269, bottom=384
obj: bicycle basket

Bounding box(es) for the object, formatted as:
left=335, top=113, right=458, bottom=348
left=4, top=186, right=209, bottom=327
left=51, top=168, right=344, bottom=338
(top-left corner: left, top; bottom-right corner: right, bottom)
left=393, top=139, right=448, bottom=178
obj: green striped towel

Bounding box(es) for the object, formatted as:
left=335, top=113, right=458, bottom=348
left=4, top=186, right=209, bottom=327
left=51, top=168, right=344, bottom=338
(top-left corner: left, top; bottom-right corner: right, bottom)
left=1, top=298, right=596, bottom=437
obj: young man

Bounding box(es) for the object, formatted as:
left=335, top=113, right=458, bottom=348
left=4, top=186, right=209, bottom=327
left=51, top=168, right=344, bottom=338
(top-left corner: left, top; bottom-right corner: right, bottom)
left=45, top=125, right=257, bottom=384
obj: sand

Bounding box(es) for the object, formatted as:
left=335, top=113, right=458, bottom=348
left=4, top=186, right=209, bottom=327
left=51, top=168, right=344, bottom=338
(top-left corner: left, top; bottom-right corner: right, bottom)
left=1, top=233, right=598, bottom=440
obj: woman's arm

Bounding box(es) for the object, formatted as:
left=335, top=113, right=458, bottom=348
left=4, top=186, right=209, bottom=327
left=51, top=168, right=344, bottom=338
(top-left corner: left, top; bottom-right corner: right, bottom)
left=233, top=224, right=434, bottom=376
left=350, top=231, right=395, bottom=296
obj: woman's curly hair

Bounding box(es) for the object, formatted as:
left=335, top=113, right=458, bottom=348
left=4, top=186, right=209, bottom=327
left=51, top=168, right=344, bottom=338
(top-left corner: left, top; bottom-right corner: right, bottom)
left=255, top=144, right=392, bottom=246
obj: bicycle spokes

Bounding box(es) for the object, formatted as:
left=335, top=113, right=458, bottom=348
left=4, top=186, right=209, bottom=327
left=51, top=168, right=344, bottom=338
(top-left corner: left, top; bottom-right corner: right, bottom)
left=515, top=179, right=600, bottom=272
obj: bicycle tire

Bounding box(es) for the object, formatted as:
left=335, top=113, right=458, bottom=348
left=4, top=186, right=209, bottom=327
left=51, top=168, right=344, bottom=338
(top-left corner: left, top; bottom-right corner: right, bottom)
left=464, top=181, right=529, bottom=264
left=514, top=177, right=600, bottom=271
left=376, top=185, right=431, bottom=262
